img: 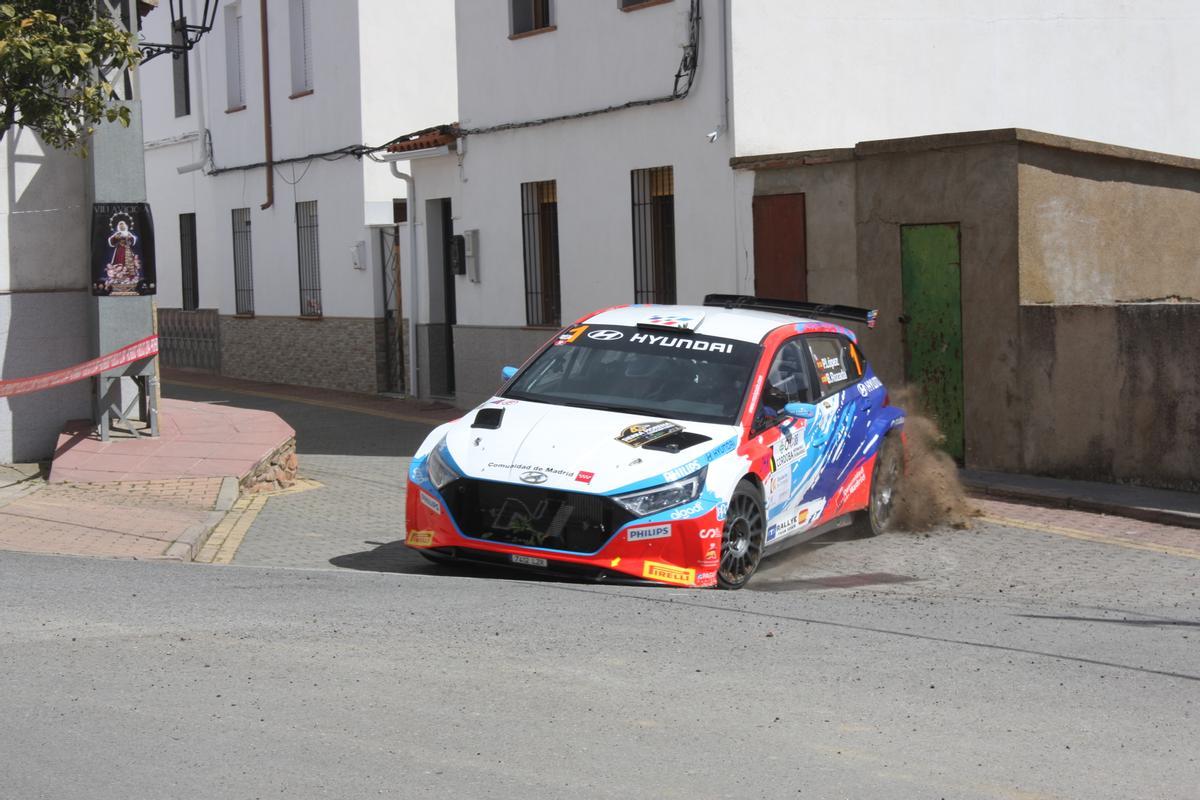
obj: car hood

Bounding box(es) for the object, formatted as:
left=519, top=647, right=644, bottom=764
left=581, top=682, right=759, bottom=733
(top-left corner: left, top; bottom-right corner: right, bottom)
left=442, top=398, right=741, bottom=494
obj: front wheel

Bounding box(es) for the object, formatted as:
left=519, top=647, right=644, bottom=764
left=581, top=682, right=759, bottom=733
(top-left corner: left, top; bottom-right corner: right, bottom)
left=856, top=433, right=902, bottom=537
left=717, top=479, right=766, bottom=590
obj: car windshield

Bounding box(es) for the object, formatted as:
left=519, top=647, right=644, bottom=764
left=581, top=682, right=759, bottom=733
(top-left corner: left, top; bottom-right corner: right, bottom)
left=504, top=324, right=761, bottom=424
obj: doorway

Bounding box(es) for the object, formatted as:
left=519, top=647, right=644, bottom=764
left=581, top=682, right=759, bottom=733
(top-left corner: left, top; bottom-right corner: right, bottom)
left=900, top=223, right=964, bottom=461
left=752, top=193, right=807, bottom=301
left=425, top=198, right=456, bottom=398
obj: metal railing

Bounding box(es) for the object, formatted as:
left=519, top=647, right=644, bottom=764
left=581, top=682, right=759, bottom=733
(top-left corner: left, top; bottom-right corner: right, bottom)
left=521, top=180, right=561, bottom=326
left=232, top=207, right=254, bottom=315
left=295, top=200, right=322, bottom=317
left=631, top=165, right=676, bottom=304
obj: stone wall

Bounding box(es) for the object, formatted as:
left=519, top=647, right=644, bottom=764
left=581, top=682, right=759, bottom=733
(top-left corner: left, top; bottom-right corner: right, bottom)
left=1018, top=304, right=1200, bottom=491
left=736, top=129, right=1200, bottom=487
left=220, top=316, right=388, bottom=394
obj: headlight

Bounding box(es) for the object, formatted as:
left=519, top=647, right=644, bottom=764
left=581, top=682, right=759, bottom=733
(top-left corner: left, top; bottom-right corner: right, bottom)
left=613, top=466, right=707, bottom=517
left=426, top=441, right=460, bottom=489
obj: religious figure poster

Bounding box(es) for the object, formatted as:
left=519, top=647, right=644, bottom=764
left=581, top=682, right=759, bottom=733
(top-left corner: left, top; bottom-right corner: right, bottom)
left=91, top=202, right=156, bottom=296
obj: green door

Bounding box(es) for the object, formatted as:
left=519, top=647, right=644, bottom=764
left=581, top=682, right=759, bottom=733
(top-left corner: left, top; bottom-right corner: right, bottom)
left=900, top=224, right=964, bottom=461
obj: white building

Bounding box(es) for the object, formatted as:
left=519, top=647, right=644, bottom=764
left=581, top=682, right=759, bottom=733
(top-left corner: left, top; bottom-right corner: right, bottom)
left=141, top=0, right=456, bottom=393
left=0, top=131, right=92, bottom=461
left=404, top=0, right=1200, bottom=409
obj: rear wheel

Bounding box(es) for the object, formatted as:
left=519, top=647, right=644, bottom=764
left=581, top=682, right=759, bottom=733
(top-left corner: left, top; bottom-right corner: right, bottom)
left=857, top=433, right=902, bottom=537
left=717, top=479, right=766, bottom=590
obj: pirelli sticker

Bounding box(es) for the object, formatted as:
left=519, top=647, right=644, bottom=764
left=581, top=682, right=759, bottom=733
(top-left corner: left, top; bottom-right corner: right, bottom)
left=642, top=560, right=696, bottom=586
left=406, top=529, right=435, bottom=548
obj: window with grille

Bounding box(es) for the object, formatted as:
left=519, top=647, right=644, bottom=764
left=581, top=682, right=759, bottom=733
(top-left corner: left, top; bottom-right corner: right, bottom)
left=511, top=0, right=552, bottom=35
left=630, top=166, right=676, bottom=304
left=172, top=19, right=191, bottom=117
left=289, top=0, right=313, bottom=94
left=179, top=213, right=199, bottom=310
left=232, top=208, right=254, bottom=315
left=295, top=201, right=321, bottom=317
left=224, top=4, right=245, bottom=110
left=520, top=180, right=561, bottom=327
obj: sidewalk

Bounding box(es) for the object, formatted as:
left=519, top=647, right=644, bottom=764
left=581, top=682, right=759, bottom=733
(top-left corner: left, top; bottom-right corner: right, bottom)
left=0, top=390, right=297, bottom=562
left=0, top=474, right=234, bottom=561
left=962, top=468, right=1200, bottom=530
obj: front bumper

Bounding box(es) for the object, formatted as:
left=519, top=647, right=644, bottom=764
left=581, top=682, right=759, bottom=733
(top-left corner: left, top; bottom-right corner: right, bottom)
left=405, top=477, right=721, bottom=588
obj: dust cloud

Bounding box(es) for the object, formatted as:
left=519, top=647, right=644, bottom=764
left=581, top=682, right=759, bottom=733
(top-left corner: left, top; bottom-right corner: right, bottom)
left=889, top=386, right=976, bottom=532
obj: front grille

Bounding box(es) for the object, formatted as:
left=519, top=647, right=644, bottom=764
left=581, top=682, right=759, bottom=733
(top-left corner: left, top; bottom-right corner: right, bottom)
left=441, top=478, right=635, bottom=554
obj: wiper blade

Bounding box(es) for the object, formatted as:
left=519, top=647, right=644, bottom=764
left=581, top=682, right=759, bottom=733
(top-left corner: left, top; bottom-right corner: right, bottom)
left=565, top=401, right=651, bottom=416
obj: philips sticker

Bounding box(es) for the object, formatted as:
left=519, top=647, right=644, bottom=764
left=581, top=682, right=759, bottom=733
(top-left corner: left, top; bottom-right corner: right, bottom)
left=419, top=491, right=441, bottom=515
left=626, top=524, right=672, bottom=543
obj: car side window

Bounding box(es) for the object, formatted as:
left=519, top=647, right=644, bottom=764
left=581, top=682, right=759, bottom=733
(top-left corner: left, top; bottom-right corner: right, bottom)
left=753, top=339, right=816, bottom=433
left=807, top=335, right=862, bottom=396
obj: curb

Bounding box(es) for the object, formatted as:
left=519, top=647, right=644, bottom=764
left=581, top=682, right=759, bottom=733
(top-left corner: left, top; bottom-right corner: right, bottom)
left=963, top=482, right=1200, bottom=531
left=156, top=510, right=229, bottom=561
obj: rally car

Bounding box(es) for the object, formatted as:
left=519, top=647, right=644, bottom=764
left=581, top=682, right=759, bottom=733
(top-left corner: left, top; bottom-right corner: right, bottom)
left=405, top=294, right=905, bottom=590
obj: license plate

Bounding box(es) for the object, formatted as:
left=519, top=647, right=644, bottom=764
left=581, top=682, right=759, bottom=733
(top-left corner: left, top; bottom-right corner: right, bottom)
left=511, top=554, right=548, bottom=568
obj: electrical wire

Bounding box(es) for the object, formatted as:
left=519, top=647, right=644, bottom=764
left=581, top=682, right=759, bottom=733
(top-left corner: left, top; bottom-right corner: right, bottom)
left=459, top=0, right=701, bottom=136
left=203, top=0, right=701, bottom=176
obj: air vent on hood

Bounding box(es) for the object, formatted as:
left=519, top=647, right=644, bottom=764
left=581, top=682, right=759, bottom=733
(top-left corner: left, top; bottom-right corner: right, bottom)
left=641, top=431, right=711, bottom=453
left=472, top=408, right=504, bottom=429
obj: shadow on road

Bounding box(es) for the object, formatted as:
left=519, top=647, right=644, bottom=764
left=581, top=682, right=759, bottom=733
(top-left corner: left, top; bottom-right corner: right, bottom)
left=329, top=540, right=565, bottom=584
left=162, top=383, right=436, bottom=458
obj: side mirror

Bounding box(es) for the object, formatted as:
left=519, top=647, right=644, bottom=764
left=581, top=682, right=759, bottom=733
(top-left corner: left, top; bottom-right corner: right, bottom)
left=783, top=401, right=817, bottom=419
left=500, top=365, right=518, bottom=381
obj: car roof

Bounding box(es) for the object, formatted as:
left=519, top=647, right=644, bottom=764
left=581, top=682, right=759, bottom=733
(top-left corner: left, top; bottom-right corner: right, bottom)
left=580, top=304, right=855, bottom=344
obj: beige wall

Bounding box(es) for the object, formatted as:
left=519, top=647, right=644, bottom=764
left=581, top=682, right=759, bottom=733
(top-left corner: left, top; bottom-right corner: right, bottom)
left=1018, top=145, right=1200, bottom=304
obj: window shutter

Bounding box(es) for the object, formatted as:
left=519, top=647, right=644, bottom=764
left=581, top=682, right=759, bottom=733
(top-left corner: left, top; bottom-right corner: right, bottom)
left=290, top=0, right=313, bottom=93
left=225, top=5, right=245, bottom=109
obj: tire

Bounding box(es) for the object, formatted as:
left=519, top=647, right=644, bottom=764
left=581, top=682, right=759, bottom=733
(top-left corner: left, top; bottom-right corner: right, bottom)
left=856, top=433, right=902, bottom=537
left=717, top=479, right=766, bottom=590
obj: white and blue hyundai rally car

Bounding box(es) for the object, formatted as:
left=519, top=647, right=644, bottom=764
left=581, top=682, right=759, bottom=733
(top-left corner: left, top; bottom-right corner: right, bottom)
left=405, top=294, right=905, bottom=590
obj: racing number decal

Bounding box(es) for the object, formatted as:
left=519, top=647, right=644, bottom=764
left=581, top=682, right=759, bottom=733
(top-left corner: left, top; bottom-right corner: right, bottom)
left=556, top=325, right=589, bottom=346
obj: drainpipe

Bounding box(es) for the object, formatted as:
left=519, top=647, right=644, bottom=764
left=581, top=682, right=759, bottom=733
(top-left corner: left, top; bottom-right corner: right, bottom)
left=258, top=0, right=274, bottom=209
left=387, top=160, right=420, bottom=397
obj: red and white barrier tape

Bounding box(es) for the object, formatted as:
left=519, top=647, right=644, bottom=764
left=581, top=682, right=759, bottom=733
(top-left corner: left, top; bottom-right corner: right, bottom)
left=0, top=335, right=158, bottom=398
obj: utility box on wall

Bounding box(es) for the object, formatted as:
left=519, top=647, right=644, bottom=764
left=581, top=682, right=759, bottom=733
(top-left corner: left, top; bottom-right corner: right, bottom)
left=464, top=229, right=480, bottom=282
left=448, top=234, right=466, bottom=275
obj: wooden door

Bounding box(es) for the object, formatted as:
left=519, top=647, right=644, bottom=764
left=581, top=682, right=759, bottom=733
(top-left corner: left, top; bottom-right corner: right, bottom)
left=752, top=193, right=807, bottom=301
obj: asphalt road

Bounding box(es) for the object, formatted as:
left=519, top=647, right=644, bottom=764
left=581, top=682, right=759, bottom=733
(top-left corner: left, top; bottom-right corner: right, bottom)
left=0, top=382, right=1194, bottom=798
left=1, top=549, right=1196, bottom=800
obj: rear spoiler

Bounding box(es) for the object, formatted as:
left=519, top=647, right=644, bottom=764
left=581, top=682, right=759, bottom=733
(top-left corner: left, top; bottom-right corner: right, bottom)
left=703, top=294, right=878, bottom=328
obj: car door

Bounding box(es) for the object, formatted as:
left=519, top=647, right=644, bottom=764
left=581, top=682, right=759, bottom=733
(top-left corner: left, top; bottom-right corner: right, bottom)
left=750, top=337, right=828, bottom=544
left=803, top=334, right=872, bottom=520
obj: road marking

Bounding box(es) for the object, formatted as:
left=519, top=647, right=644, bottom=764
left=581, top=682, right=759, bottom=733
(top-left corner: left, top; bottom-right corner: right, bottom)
left=980, top=514, right=1200, bottom=560
left=167, top=378, right=453, bottom=425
